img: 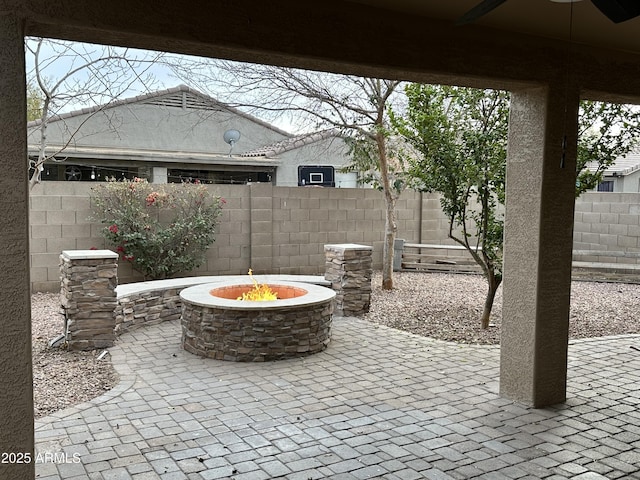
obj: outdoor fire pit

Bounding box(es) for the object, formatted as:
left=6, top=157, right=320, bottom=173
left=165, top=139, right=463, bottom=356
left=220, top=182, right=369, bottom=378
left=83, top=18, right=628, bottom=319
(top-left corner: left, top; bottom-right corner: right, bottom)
left=180, top=278, right=335, bottom=361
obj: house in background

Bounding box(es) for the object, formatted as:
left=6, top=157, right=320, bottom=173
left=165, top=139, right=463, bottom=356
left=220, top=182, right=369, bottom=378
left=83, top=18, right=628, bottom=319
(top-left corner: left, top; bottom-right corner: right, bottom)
left=588, top=147, right=640, bottom=192
left=27, top=84, right=356, bottom=187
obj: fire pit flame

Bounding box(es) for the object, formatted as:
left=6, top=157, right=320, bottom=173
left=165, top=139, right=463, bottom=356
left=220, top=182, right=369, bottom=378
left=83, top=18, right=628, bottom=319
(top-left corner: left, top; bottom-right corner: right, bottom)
left=237, top=269, right=278, bottom=301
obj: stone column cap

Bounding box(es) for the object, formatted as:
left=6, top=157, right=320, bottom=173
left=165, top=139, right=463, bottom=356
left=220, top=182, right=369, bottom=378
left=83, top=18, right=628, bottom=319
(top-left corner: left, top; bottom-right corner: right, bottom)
left=324, top=243, right=373, bottom=251
left=61, top=250, right=118, bottom=260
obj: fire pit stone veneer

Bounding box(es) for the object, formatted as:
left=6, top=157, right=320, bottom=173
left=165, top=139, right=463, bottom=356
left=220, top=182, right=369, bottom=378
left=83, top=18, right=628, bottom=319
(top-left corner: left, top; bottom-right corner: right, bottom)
left=180, top=280, right=336, bottom=361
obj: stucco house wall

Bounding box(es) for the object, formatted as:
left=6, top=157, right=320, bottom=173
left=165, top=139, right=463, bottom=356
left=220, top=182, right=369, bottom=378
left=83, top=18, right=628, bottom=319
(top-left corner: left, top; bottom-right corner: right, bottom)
left=274, top=135, right=353, bottom=187
left=27, top=85, right=355, bottom=186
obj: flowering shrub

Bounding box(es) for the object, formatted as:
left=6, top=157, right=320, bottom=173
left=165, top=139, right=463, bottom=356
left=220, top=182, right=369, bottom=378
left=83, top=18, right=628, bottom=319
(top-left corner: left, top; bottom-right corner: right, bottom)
left=91, top=178, right=224, bottom=280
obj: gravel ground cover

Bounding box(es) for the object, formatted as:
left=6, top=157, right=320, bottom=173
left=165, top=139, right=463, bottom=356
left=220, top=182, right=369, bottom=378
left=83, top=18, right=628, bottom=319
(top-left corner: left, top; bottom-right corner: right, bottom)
left=31, top=272, right=640, bottom=417
left=32, top=293, right=118, bottom=418
left=365, top=271, right=640, bottom=344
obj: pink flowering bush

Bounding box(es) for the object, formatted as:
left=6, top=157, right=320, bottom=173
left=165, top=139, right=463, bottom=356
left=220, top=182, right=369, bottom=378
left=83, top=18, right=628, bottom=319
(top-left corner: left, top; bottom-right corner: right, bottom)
left=91, top=178, right=224, bottom=280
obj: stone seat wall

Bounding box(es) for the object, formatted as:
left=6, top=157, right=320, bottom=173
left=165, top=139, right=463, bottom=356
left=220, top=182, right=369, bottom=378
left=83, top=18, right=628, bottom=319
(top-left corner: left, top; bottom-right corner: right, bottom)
left=61, top=246, right=372, bottom=350
left=114, top=275, right=331, bottom=335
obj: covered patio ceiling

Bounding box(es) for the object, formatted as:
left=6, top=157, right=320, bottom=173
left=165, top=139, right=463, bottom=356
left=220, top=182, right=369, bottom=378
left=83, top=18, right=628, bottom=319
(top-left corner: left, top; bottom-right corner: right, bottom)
left=14, top=0, right=640, bottom=102
left=351, top=0, right=640, bottom=55
left=10, top=0, right=637, bottom=112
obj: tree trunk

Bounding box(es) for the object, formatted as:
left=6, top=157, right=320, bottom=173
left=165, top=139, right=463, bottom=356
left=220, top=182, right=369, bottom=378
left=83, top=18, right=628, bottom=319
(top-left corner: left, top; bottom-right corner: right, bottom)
left=479, top=273, right=501, bottom=329
left=375, top=129, right=396, bottom=291
left=382, top=201, right=396, bottom=290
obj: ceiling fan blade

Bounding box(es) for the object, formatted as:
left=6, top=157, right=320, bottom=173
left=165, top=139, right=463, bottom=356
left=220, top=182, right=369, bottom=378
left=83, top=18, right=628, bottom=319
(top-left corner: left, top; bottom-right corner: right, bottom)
left=590, top=0, right=640, bottom=23
left=456, top=0, right=508, bottom=25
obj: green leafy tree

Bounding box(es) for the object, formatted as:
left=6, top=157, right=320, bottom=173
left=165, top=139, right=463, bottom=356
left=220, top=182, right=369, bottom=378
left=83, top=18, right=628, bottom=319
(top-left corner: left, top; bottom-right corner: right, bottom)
left=26, top=81, right=43, bottom=121
left=393, top=84, right=508, bottom=329
left=91, top=178, right=225, bottom=280
left=576, top=100, right=640, bottom=194
left=395, top=85, right=640, bottom=329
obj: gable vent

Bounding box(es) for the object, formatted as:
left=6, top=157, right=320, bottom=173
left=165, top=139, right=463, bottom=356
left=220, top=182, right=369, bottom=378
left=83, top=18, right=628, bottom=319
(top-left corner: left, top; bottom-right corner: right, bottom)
left=144, top=91, right=225, bottom=112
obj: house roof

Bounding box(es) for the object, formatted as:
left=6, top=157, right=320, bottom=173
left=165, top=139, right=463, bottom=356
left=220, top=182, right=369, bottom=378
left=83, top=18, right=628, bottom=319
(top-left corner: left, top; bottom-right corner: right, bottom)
left=28, top=84, right=293, bottom=139
left=586, top=147, right=640, bottom=177
left=241, top=129, right=342, bottom=157
left=32, top=144, right=282, bottom=167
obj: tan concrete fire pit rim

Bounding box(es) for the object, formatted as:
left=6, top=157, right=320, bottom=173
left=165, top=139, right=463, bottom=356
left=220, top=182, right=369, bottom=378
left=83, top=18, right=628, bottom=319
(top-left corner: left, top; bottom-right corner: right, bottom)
left=180, top=280, right=335, bottom=311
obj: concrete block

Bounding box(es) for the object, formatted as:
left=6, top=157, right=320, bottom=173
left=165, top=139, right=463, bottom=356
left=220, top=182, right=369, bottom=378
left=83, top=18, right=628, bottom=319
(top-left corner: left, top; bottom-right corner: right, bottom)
left=217, top=246, right=242, bottom=259
left=30, top=267, right=48, bottom=282
left=47, top=210, right=77, bottom=225
left=609, top=224, right=629, bottom=236
left=328, top=231, right=347, bottom=243
left=619, top=214, right=640, bottom=225
left=346, top=209, right=365, bottom=221
left=600, top=234, right=618, bottom=247
left=279, top=244, right=300, bottom=257
left=31, top=195, right=61, bottom=211
left=29, top=237, right=46, bottom=253
left=610, top=203, right=630, bottom=214
left=61, top=196, right=91, bottom=211
left=290, top=232, right=310, bottom=244
left=582, top=212, right=601, bottom=224
left=76, top=238, right=101, bottom=250
left=31, top=224, right=62, bottom=239
left=618, top=236, right=638, bottom=248
left=47, top=237, right=76, bottom=254
left=290, top=209, right=310, bottom=222
left=365, top=209, right=384, bottom=220
left=590, top=223, right=609, bottom=234
left=31, top=252, right=62, bottom=268
left=574, top=201, right=593, bottom=212
left=338, top=198, right=356, bottom=211
left=251, top=208, right=273, bottom=222
left=309, top=209, right=329, bottom=221
left=592, top=202, right=611, bottom=213
left=252, top=221, right=273, bottom=234
left=47, top=266, right=60, bottom=281
left=30, top=211, right=46, bottom=225
left=62, top=224, right=92, bottom=239
left=301, top=197, right=321, bottom=210
left=279, top=221, right=301, bottom=233
left=600, top=213, right=619, bottom=224
left=318, top=220, right=338, bottom=233
left=74, top=209, right=94, bottom=224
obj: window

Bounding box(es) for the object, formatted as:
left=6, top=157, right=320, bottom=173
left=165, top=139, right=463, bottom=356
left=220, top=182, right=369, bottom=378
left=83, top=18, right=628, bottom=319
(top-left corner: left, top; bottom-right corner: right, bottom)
left=597, top=180, right=614, bottom=192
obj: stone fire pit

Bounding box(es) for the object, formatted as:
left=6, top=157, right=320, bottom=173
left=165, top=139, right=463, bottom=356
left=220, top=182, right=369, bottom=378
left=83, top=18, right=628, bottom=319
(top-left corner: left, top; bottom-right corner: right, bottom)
left=180, top=280, right=335, bottom=361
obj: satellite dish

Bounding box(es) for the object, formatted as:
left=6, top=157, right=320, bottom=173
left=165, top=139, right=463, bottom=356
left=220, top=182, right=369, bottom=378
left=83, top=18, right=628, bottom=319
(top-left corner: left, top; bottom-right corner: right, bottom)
left=223, top=129, right=241, bottom=156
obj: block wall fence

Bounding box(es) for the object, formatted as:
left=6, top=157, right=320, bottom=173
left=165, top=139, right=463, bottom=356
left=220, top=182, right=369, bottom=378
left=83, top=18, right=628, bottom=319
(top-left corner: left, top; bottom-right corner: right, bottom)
left=29, top=182, right=640, bottom=292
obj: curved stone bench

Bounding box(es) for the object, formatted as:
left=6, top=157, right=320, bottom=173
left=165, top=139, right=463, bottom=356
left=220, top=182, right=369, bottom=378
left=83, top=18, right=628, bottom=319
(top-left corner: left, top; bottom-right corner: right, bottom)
left=114, top=275, right=330, bottom=335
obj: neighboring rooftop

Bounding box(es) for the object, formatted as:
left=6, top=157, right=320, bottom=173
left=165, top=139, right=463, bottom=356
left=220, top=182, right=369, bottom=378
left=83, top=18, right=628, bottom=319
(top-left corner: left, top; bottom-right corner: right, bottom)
left=586, top=146, right=640, bottom=177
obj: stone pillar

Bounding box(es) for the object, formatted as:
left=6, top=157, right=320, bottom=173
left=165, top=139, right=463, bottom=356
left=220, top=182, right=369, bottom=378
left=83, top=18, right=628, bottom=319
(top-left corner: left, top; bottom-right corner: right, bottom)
left=0, top=14, right=34, bottom=480
left=324, top=243, right=373, bottom=316
left=60, top=250, right=119, bottom=350
left=500, top=85, right=579, bottom=407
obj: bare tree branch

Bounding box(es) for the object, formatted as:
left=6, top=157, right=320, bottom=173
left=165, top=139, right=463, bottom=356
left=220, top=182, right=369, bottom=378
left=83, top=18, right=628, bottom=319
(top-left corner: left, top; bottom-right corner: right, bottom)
left=26, top=38, right=165, bottom=188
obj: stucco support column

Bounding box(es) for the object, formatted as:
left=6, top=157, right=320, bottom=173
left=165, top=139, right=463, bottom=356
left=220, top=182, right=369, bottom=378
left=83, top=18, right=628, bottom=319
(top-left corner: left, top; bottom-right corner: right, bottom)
left=0, top=14, right=34, bottom=480
left=500, top=84, right=578, bottom=408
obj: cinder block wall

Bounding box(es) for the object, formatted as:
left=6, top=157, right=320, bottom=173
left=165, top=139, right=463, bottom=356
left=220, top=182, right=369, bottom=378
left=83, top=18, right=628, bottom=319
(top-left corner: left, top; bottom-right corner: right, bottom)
left=30, top=185, right=636, bottom=292
left=573, top=192, right=640, bottom=264
left=29, top=182, right=426, bottom=291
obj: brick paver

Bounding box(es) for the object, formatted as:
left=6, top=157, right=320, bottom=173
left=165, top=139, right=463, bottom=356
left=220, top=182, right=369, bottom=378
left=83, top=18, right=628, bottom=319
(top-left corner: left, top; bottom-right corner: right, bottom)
left=35, top=318, right=640, bottom=479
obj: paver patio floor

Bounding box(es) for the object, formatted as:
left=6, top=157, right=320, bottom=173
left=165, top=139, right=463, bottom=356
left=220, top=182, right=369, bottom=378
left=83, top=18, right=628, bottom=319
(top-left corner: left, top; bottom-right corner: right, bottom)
left=35, top=317, right=640, bottom=479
